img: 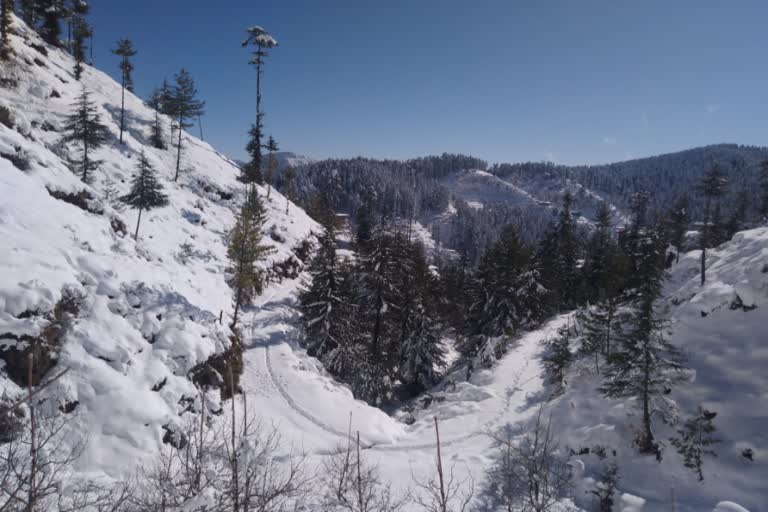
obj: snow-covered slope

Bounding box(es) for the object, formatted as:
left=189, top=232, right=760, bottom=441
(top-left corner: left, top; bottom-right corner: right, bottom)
left=0, top=18, right=319, bottom=476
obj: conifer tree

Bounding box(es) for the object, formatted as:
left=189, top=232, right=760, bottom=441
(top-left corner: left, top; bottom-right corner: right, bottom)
left=0, top=0, right=13, bottom=60
left=120, top=152, right=169, bottom=240
left=583, top=201, right=619, bottom=302
left=759, top=161, right=768, bottom=220
left=601, top=228, right=686, bottom=455
left=168, top=68, right=205, bottom=181
left=61, top=88, right=110, bottom=183
left=542, top=325, right=573, bottom=394
left=300, top=222, right=353, bottom=359
left=539, top=192, right=581, bottom=309
left=698, top=164, right=727, bottom=285
left=355, top=189, right=376, bottom=247
left=725, top=188, right=749, bottom=240
left=708, top=202, right=726, bottom=248
left=227, top=192, right=273, bottom=327
left=111, top=39, right=136, bottom=144
left=589, top=464, right=620, bottom=512
left=399, top=301, right=445, bottom=395
left=283, top=165, right=297, bottom=215
left=147, top=86, right=166, bottom=150
left=577, top=297, right=622, bottom=374
left=241, top=26, right=277, bottom=188
left=264, top=135, right=278, bottom=198
left=70, top=0, right=90, bottom=80
left=667, top=196, right=689, bottom=263
left=19, top=0, right=39, bottom=29
left=36, top=0, right=64, bottom=46
left=670, top=407, right=720, bottom=481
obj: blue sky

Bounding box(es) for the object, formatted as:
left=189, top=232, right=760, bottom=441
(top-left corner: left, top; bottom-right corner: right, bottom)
left=90, top=1, right=768, bottom=165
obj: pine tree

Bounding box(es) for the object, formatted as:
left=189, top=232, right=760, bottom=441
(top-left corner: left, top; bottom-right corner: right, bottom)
left=399, top=301, right=445, bottom=395
left=120, top=152, right=169, bottom=240
left=61, top=88, right=110, bottom=183
left=36, top=0, right=64, bottom=46
left=759, top=161, right=768, bottom=220
left=708, top=202, right=726, bottom=248
left=589, top=464, right=620, bottom=512
left=112, top=39, right=136, bottom=144
left=667, top=196, right=689, bottom=263
left=300, top=223, right=353, bottom=359
left=227, top=192, right=273, bottom=327
left=542, top=325, right=573, bottom=394
left=539, top=192, right=581, bottom=310
left=283, top=165, right=296, bottom=215
left=264, top=135, right=278, bottom=199
left=168, top=69, right=205, bottom=181
left=241, top=26, right=277, bottom=188
left=577, top=297, right=622, bottom=374
left=601, top=228, right=686, bottom=455
left=0, top=0, right=13, bottom=60
left=355, top=189, right=376, bottom=248
left=670, top=407, right=720, bottom=481
left=19, top=0, right=39, bottom=29
left=147, top=86, right=166, bottom=150
left=583, top=201, right=619, bottom=302
left=698, top=164, right=727, bottom=285
left=70, top=0, right=89, bottom=80
left=724, top=188, right=749, bottom=240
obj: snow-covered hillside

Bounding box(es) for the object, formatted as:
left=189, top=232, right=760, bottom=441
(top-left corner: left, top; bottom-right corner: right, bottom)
left=0, top=17, right=318, bottom=476
left=0, top=14, right=764, bottom=512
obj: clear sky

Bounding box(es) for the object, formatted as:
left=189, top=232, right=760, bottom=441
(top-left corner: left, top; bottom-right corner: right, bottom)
left=89, top=1, right=768, bottom=166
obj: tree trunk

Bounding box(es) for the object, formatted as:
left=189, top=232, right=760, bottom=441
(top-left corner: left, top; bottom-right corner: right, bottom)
left=82, top=138, right=89, bottom=182
left=27, top=353, right=37, bottom=512
left=134, top=207, right=143, bottom=240
left=701, top=198, right=711, bottom=286
left=175, top=113, right=183, bottom=181
left=640, top=346, right=654, bottom=453
left=229, top=365, right=239, bottom=512
left=119, top=75, right=126, bottom=144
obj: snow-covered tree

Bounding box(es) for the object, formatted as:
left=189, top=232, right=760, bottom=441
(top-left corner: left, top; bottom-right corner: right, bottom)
left=227, top=192, right=273, bottom=327
left=538, top=192, right=582, bottom=310
left=399, top=301, right=445, bottom=395
left=589, top=463, right=620, bottom=512
left=667, top=196, right=689, bottom=263
left=111, top=38, right=136, bottom=144
left=671, top=407, right=720, bottom=481
left=0, top=0, right=13, bottom=60
left=265, top=134, right=278, bottom=198
left=168, top=68, right=205, bottom=181
left=601, top=229, right=686, bottom=455
left=61, top=87, right=110, bottom=183
left=146, top=85, right=166, bottom=149
left=577, top=297, right=623, bottom=374
left=120, top=152, right=169, bottom=240
left=542, top=325, right=573, bottom=394
left=300, top=225, right=353, bottom=359
left=36, top=0, right=65, bottom=46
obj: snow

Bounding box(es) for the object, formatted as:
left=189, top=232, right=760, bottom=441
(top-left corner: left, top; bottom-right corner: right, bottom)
left=1, top=14, right=763, bottom=512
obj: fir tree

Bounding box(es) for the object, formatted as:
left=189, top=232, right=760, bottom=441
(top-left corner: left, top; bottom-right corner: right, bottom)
left=36, top=0, right=64, bottom=46
left=542, top=325, right=573, bottom=395
left=120, top=152, right=169, bottom=240
left=667, top=196, right=689, bottom=263
left=601, top=229, right=686, bottom=455
left=283, top=165, right=297, bottom=215
left=70, top=0, right=90, bottom=80
left=227, top=192, right=273, bottom=327
left=698, top=164, right=727, bottom=285
left=61, top=88, right=110, bottom=183
left=577, top=297, right=622, bottom=374
left=0, top=0, right=13, bottom=60
left=355, top=188, right=376, bottom=248
left=112, top=38, right=136, bottom=144
left=264, top=135, right=278, bottom=199
left=399, top=301, right=445, bottom=395
left=583, top=201, right=619, bottom=302
left=589, top=464, right=620, bottom=512
left=708, top=202, right=726, bottom=248
left=168, top=68, right=205, bottom=181
left=241, top=26, right=277, bottom=188
left=724, top=188, right=749, bottom=240
left=759, top=160, right=768, bottom=220
left=670, top=407, right=720, bottom=481
left=146, top=86, right=166, bottom=150
left=300, top=223, right=353, bottom=359
left=19, top=0, right=39, bottom=29
left=539, top=192, right=581, bottom=310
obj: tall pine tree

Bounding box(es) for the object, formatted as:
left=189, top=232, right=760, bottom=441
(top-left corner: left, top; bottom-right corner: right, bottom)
left=120, top=152, right=169, bottom=240
left=168, top=69, right=205, bottom=181
left=264, top=134, right=278, bottom=198
left=147, top=86, right=166, bottom=149
left=61, top=88, right=110, bottom=183
left=601, top=228, right=686, bottom=455
left=227, top=192, right=273, bottom=327
left=667, top=196, right=689, bottom=263
left=37, top=0, right=64, bottom=46
left=698, top=164, right=727, bottom=285
left=70, top=0, right=90, bottom=80
left=112, top=38, right=136, bottom=144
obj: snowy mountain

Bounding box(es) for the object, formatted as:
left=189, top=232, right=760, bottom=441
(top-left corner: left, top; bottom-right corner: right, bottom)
left=0, top=13, right=765, bottom=512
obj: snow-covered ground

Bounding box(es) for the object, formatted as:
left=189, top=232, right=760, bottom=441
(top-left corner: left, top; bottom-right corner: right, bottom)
left=1, top=14, right=765, bottom=511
